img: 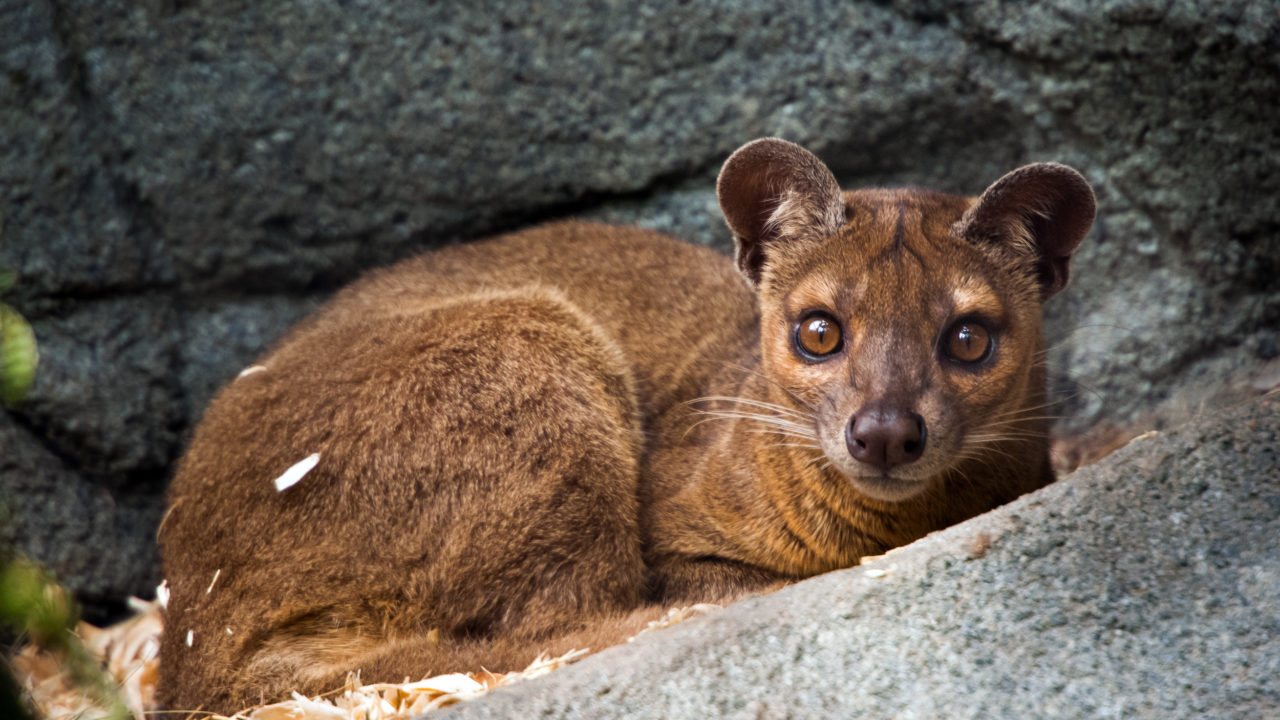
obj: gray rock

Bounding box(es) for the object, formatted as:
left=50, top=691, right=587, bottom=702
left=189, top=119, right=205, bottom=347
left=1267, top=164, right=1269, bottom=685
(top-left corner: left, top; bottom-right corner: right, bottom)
left=19, top=300, right=184, bottom=479
left=442, top=394, right=1280, bottom=720
left=0, top=0, right=1277, bottom=614
left=0, top=414, right=162, bottom=620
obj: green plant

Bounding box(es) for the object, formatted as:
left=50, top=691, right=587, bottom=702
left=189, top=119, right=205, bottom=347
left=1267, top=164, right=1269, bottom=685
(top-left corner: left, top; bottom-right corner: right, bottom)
left=0, top=268, right=38, bottom=408
left=0, top=551, right=131, bottom=720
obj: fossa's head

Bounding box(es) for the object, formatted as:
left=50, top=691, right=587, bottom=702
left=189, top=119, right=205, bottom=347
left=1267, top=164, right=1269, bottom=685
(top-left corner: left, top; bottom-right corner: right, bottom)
left=718, top=138, right=1095, bottom=502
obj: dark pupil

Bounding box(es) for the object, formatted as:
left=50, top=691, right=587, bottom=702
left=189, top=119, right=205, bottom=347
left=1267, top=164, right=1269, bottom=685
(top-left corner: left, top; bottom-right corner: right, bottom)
left=809, top=320, right=828, bottom=345
left=803, top=316, right=834, bottom=351
left=953, top=324, right=985, bottom=359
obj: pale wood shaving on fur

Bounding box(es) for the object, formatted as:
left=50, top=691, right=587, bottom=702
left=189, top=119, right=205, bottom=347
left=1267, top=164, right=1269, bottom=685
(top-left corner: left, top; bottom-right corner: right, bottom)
left=226, top=649, right=589, bottom=720
left=236, top=365, right=268, bottom=379
left=13, top=595, right=717, bottom=720
left=273, top=453, right=321, bottom=492
left=631, top=603, right=721, bottom=640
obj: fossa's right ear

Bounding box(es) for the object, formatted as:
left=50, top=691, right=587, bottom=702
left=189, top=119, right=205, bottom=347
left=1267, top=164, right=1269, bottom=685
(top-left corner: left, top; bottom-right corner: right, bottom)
left=957, top=162, right=1096, bottom=300
left=717, top=138, right=846, bottom=285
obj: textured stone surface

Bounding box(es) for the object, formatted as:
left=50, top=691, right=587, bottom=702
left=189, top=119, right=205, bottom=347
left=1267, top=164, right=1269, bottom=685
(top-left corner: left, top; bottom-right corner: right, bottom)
left=0, top=414, right=163, bottom=614
left=443, top=394, right=1280, bottom=720
left=1, top=0, right=1277, bottom=613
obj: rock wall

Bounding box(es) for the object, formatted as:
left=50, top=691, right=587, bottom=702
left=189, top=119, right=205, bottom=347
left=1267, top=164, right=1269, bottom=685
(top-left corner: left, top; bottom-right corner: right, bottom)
left=1, top=0, right=1277, bottom=617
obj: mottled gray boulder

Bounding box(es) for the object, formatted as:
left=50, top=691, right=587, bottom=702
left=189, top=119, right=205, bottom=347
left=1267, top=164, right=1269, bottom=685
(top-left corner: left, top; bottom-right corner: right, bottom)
left=1, top=0, right=1277, bottom=616
left=0, top=413, right=161, bottom=610
left=443, top=394, right=1280, bottom=720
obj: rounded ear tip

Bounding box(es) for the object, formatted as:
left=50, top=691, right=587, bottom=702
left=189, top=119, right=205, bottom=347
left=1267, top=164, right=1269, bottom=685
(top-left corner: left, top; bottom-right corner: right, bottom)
left=1005, top=161, right=1088, bottom=184
left=961, top=160, right=1098, bottom=300
left=717, top=138, right=796, bottom=210
left=995, top=162, right=1098, bottom=226
left=731, top=136, right=798, bottom=152
left=719, top=137, right=801, bottom=175
left=735, top=136, right=833, bottom=161
left=716, top=138, right=845, bottom=285
left=717, top=137, right=830, bottom=187
left=1013, top=162, right=1096, bottom=200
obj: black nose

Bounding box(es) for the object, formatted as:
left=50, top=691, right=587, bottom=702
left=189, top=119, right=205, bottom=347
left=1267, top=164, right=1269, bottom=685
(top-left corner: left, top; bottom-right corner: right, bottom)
left=845, top=406, right=927, bottom=470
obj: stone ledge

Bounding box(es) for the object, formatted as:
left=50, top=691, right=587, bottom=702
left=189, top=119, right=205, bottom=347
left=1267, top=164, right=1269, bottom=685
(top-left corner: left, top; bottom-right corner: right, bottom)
left=443, top=393, right=1280, bottom=719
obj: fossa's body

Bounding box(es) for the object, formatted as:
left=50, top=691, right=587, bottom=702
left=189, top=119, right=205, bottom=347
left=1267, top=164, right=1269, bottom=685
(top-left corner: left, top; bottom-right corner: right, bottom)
left=159, top=139, right=1095, bottom=713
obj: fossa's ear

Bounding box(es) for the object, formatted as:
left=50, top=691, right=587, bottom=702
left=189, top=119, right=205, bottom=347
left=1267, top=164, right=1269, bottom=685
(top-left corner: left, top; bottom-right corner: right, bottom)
left=717, top=138, right=846, bottom=285
left=957, top=163, right=1096, bottom=300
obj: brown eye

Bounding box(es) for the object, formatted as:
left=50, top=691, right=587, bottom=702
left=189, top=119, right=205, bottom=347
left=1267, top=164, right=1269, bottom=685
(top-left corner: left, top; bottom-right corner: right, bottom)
left=945, top=321, right=992, bottom=363
left=795, top=313, right=842, bottom=359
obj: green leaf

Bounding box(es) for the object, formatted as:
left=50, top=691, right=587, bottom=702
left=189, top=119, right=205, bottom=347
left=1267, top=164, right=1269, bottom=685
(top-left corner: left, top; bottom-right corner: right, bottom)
left=0, top=269, right=13, bottom=296
left=0, top=556, right=73, bottom=642
left=0, top=556, right=130, bottom=720
left=0, top=302, right=38, bottom=407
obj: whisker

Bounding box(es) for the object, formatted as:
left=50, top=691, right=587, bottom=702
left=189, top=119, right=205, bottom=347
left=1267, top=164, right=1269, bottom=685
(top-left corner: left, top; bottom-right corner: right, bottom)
left=966, top=437, right=1046, bottom=448
left=767, top=442, right=825, bottom=454
left=1041, top=322, right=1137, bottom=356
left=714, top=361, right=818, bottom=411
left=701, top=416, right=813, bottom=437
left=804, top=452, right=832, bottom=470
left=962, top=443, right=1019, bottom=461
left=949, top=463, right=975, bottom=488
left=1045, top=376, right=1107, bottom=406
left=693, top=410, right=814, bottom=435
left=983, top=401, right=1067, bottom=420
left=688, top=395, right=810, bottom=420
left=691, top=408, right=807, bottom=423
left=969, top=419, right=1056, bottom=435
left=977, top=412, right=1059, bottom=422
left=749, top=429, right=822, bottom=443
left=682, top=396, right=822, bottom=447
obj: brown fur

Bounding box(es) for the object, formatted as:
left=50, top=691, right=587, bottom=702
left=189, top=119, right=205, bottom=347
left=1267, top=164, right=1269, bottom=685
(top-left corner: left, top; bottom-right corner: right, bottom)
left=158, top=138, right=1095, bottom=714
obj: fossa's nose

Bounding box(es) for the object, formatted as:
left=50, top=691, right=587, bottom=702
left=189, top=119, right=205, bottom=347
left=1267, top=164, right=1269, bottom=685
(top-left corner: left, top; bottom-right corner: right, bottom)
left=845, top=405, right=926, bottom=470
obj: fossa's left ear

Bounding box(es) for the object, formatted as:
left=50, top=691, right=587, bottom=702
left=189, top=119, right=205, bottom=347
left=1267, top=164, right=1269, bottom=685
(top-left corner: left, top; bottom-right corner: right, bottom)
left=717, top=138, right=846, bottom=286
left=957, top=163, right=1096, bottom=299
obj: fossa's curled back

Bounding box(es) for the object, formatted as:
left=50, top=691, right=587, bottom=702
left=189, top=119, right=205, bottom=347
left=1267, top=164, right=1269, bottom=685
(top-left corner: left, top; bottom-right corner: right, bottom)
left=159, top=139, right=1095, bottom=713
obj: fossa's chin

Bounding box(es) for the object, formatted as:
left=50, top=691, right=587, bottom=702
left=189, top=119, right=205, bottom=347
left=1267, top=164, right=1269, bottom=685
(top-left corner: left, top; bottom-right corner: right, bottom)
left=823, top=452, right=944, bottom=502
left=843, top=471, right=932, bottom=503
left=818, top=438, right=939, bottom=502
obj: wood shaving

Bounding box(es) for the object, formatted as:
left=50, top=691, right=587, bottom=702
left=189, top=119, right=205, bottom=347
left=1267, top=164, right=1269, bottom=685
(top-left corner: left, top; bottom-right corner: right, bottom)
left=15, top=592, right=706, bottom=720
left=274, top=453, right=321, bottom=492
left=11, top=643, right=105, bottom=720
left=237, top=365, right=268, bottom=379
left=11, top=596, right=162, bottom=720
left=631, top=603, right=721, bottom=639
left=224, top=648, right=590, bottom=720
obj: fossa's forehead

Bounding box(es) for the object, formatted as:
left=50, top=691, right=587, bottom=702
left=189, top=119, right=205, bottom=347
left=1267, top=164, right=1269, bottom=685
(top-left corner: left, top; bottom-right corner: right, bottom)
left=784, top=260, right=997, bottom=317
left=783, top=196, right=1001, bottom=318
left=844, top=187, right=972, bottom=223
left=839, top=188, right=973, bottom=257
